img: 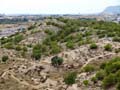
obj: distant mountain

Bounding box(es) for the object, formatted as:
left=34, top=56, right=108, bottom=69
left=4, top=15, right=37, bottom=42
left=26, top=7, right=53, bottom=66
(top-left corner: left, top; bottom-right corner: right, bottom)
left=102, top=6, right=120, bottom=15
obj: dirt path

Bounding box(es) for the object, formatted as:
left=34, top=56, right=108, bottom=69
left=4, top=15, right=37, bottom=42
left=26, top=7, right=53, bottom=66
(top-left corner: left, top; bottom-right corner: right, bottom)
left=81, top=52, right=116, bottom=70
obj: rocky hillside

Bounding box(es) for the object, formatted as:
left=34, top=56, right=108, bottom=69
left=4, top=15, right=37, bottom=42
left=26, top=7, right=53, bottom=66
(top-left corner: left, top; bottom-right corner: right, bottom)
left=0, top=17, right=120, bottom=90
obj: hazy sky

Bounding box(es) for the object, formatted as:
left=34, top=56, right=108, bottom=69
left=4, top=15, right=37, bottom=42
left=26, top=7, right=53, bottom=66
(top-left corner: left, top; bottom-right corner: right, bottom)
left=0, top=0, right=119, bottom=14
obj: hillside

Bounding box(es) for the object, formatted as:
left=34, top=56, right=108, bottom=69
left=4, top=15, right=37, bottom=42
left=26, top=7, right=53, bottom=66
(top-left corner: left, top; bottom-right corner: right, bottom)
left=0, top=17, right=120, bottom=90
left=102, top=5, right=120, bottom=15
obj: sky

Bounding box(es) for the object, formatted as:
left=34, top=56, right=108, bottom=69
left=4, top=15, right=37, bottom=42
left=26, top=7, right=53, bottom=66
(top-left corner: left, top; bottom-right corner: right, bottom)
left=0, top=0, right=120, bottom=15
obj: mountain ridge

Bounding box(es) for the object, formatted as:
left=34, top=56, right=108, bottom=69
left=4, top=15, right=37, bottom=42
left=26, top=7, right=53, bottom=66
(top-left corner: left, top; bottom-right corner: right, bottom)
left=102, top=5, right=120, bottom=15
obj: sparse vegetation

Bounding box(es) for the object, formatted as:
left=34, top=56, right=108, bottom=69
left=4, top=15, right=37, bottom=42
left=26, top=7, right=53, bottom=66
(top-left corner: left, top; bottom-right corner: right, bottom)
left=0, top=17, right=120, bottom=90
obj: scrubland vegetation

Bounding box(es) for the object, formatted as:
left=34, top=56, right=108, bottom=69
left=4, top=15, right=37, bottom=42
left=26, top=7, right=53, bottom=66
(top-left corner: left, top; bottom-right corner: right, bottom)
left=0, top=17, right=120, bottom=90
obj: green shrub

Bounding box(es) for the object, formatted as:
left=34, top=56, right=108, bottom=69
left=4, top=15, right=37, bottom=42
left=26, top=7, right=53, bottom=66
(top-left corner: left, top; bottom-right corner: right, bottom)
left=22, top=46, right=28, bottom=52
left=15, top=45, right=22, bottom=51
left=32, top=51, right=41, bottom=60
left=115, top=70, right=120, bottom=82
left=105, top=61, right=120, bottom=74
left=113, top=36, right=120, bottom=42
left=98, top=34, right=105, bottom=38
left=4, top=42, right=14, bottom=49
left=0, top=37, right=13, bottom=45
left=107, top=32, right=116, bottom=37
left=2, top=55, right=9, bottom=62
left=28, top=25, right=35, bottom=30
left=90, top=43, right=98, bottom=49
left=66, top=40, right=74, bottom=49
left=50, top=41, right=61, bottom=54
left=83, top=80, right=89, bottom=86
left=64, top=72, right=77, bottom=86
left=102, top=74, right=117, bottom=89
left=100, top=62, right=107, bottom=69
left=78, top=41, right=84, bottom=46
left=91, top=77, right=97, bottom=84
left=115, top=49, right=120, bottom=53
left=27, top=44, right=32, bottom=48
left=83, top=65, right=95, bottom=72
left=117, top=82, right=120, bottom=90
left=21, top=51, right=26, bottom=57
left=104, top=44, right=112, bottom=51
left=32, top=44, right=41, bottom=60
left=51, top=56, right=63, bottom=67
left=40, top=44, right=48, bottom=53
left=44, top=29, right=55, bottom=35
left=96, top=70, right=106, bottom=80
left=94, top=57, right=120, bottom=89
left=14, top=34, right=24, bottom=44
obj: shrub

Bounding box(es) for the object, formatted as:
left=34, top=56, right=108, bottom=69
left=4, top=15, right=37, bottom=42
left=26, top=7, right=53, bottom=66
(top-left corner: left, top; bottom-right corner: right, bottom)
left=51, top=56, right=63, bottom=67
left=50, top=41, right=61, bottom=54
left=51, top=46, right=61, bottom=54
left=14, top=34, right=24, bottom=43
left=115, top=49, right=120, bottom=53
left=96, top=70, right=106, bottom=80
left=107, top=32, right=116, bottom=37
left=64, top=72, right=77, bottom=86
left=22, top=46, right=28, bottom=52
left=4, top=42, right=14, bottom=49
left=64, top=35, right=75, bottom=42
left=115, top=70, right=120, bottom=82
left=83, top=65, right=95, bottom=72
left=98, top=34, right=105, bottom=38
left=32, top=51, right=41, bottom=60
left=2, top=55, right=9, bottom=62
left=102, top=74, right=117, bottom=89
left=94, top=57, right=120, bottom=89
left=15, top=45, right=22, bottom=51
left=21, top=51, right=26, bottom=57
left=117, top=83, right=120, bottom=90
left=78, top=41, right=84, bottom=46
left=27, top=44, right=32, bottom=48
left=44, top=29, right=55, bottom=35
left=104, top=44, right=112, bottom=51
left=32, top=44, right=41, bottom=60
left=105, top=61, right=120, bottom=74
left=83, top=80, right=89, bottom=86
left=28, top=25, right=35, bottom=30
left=113, top=36, right=120, bottom=42
left=90, top=43, right=98, bottom=49
left=66, top=40, right=74, bottom=49
left=100, top=62, right=107, bottom=69
left=91, top=77, right=97, bottom=84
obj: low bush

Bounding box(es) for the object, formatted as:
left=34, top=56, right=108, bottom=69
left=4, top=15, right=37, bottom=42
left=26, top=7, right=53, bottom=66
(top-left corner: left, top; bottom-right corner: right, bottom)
left=90, top=43, right=98, bottom=49
left=104, top=44, right=112, bottom=51
left=83, top=65, right=95, bottom=72
left=2, top=55, right=9, bottom=62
